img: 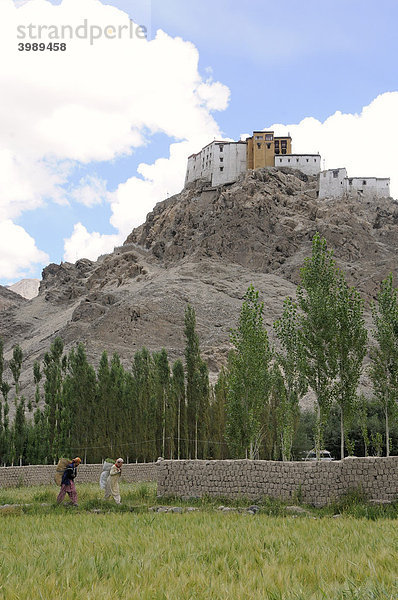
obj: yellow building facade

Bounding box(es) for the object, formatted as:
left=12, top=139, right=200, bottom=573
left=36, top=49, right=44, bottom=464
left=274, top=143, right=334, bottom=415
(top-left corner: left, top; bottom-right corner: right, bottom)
left=246, top=131, right=292, bottom=170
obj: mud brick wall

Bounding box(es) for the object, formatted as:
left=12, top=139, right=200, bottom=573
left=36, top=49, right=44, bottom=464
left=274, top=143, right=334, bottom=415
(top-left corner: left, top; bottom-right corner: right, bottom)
left=0, top=462, right=158, bottom=489
left=157, top=457, right=398, bottom=507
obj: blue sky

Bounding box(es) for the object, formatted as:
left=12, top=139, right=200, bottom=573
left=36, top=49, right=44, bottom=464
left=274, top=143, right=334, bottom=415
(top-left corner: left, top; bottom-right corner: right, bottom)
left=1, top=0, right=397, bottom=285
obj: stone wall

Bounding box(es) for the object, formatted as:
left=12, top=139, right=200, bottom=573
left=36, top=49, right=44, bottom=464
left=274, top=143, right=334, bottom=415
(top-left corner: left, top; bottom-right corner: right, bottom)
left=157, top=457, right=398, bottom=507
left=3, top=458, right=398, bottom=506
left=0, top=462, right=158, bottom=489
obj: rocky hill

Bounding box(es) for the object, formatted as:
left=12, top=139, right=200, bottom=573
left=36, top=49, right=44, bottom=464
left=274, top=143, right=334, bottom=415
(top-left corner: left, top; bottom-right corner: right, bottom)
left=1, top=167, right=397, bottom=400
left=0, top=285, right=27, bottom=312
left=7, top=279, right=40, bottom=300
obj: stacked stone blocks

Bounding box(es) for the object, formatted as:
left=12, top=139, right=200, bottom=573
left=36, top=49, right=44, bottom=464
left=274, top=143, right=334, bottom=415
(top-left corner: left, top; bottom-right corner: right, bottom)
left=0, top=463, right=158, bottom=489
left=157, top=457, right=398, bottom=507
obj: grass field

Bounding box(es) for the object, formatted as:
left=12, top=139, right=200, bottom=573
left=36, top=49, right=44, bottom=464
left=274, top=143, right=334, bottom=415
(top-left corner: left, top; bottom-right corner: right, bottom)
left=1, top=483, right=398, bottom=599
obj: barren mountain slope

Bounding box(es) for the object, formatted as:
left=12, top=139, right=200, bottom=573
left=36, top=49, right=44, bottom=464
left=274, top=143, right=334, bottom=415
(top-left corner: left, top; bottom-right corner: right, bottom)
left=0, top=285, right=27, bottom=312
left=0, top=167, right=397, bottom=401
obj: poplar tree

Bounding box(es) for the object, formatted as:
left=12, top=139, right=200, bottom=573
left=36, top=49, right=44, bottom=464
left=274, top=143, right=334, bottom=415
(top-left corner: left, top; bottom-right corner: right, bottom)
left=43, top=337, right=65, bottom=461
left=63, top=343, right=98, bottom=462
left=333, top=272, right=367, bottom=458
left=274, top=297, right=307, bottom=461
left=210, top=368, right=228, bottom=459
left=108, top=353, right=126, bottom=460
left=133, top=348, right=156, bottom=460
left=9, top=344, right=23, bottom=402
left=171, top=359, right=186, bottom=459
left=153, top=349, right=171, bottom=458
left=369, top=273, right=398, bottom=456
left=184, top=305, right=208, bottom=458
left=226, top=285, right=272, bottom=459
left=14, top=397, right=26, bottom=465
left=297, top=233, right=338, bottom=459
left=33, top=361, right=41, bottom=408
left=97, top=351, right=112, bottom=457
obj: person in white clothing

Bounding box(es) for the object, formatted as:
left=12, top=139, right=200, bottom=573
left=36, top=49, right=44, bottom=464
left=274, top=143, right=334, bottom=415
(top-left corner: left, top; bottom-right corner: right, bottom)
left=104, top=458, right=123, bottom=504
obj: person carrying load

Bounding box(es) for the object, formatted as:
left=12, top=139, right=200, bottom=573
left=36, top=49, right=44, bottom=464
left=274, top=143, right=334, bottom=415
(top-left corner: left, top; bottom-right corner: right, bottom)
left=56, top=457, right=81, bottom=506
left=104, top=458, right=123, bottom=504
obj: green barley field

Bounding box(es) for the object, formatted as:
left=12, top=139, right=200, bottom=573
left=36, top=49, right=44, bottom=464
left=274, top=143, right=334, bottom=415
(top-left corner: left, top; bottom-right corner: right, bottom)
left=1, top=483, right=398, bottom=599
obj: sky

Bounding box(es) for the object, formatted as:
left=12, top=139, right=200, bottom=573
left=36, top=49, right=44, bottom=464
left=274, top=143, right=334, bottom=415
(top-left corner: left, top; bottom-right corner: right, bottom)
left=0, top=0, right=397, bottom=285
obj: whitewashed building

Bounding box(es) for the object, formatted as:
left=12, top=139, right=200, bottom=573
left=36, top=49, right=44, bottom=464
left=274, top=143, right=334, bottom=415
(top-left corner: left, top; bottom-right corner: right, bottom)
left=185, top=140, right=247, bottom=187
left=319, top=168, right=390, bottom=200
left=274, top=154, right=321, bottom=176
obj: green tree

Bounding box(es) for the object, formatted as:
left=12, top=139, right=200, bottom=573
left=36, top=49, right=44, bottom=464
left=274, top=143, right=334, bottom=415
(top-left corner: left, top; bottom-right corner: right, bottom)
left=274, top=297, right=307, bottom=461
left=9, top=344, right=23, bottom=402
left=369, top=273, right=398, bottom=456
left=209, top=369, right=229, bottom=459
left=226, top=285, right=272, bottom=459
left=43, top=337, right=65, bottom=461
left=297, top=233, right=338, bottom=459
left=333, top=272, right=367, bottom=458
left=63, top=343, right=98, bottom=462
left=33, top=361, right=41, bottom=408
left=171, top=359, right=186, bottom=459
left=184, top=305, right=209, bottom=458
left=153, top=349, right=171, bottom=458
left=13, top=397, right=27, bottom=465
left=132, top=348, right=156, bottom=461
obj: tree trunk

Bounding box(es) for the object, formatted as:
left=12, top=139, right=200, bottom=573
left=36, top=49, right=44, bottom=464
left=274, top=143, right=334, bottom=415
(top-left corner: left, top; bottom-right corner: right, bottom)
left=162, top=393, right=166, bottom=458
left=385, top=408, right=390, bottom=457
left=315, top=402, right=321, bottom=459
left=195, top=419, right=198, bottom=459
left=177, top=396, right=181, bottom=460
left=340, top=405, right=344, bottom=460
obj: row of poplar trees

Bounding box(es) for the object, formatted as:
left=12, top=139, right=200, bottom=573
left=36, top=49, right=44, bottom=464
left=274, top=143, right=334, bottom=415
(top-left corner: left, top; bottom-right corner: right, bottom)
left=1, top=233, right=398, bottom=465
left=0, top=304, right=216, bottom=465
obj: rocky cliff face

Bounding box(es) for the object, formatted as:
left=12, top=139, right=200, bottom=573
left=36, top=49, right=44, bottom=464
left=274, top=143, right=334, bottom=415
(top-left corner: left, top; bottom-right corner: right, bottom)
left=0, top=167, right=397, bottom=399
left=0, top=285, right=27, bottom=312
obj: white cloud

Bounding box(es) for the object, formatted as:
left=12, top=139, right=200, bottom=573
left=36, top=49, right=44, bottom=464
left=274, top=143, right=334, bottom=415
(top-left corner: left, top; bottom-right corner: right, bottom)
left=71, top=175, right=110, bottom=208
left=265, top=92, right=398, bottom=197
left=0, top=0, right=230, bottom=270
left=0, top=220, right=49, bottom=280
left=63, top=223, right=121, bottom=263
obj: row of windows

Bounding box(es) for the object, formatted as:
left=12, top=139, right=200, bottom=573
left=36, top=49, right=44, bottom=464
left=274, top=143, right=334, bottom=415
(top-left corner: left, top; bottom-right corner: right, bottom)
left=255, top=134, right=274, bottom=141
left=278, top=158, right=317, bottom=163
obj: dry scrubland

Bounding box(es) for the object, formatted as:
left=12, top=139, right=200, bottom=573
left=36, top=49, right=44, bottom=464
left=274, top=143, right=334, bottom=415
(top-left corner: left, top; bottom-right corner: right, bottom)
left=1, top=483, right=398, bottom=600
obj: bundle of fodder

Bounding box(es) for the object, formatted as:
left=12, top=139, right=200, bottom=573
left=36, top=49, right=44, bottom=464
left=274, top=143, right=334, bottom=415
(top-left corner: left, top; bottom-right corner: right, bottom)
left=54, top=458, right=71, bottom=486
left=100, top=459, right=115, bottom=490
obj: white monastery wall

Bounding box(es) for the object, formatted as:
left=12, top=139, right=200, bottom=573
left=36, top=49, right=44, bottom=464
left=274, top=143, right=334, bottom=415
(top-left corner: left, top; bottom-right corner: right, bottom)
left=275, top=154, right=321, bottom=176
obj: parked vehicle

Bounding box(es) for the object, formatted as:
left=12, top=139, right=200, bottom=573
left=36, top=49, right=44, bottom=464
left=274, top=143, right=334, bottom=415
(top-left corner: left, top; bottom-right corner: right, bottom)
left=303, top=449, right=334, bottom=461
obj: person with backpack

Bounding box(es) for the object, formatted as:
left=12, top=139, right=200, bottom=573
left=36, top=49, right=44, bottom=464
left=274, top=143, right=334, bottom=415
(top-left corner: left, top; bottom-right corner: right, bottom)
left=56, top=457, right=81, bottom=506
left=104, top=458, right=123, bottom=504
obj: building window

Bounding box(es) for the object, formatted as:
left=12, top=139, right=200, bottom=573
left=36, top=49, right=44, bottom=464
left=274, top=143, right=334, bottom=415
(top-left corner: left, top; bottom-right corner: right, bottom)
left=363, top=180, right=367, bottom=185
left=266, top=143, right=271, bottom=149
left=257, top=143, right=261, bottom=149
left=348, top=179, right=353, bottom=185
left=220, top=167, right=224, bottom=172
left=275, top=149, right=280, bottom=154
left=282, top=149, right=286, bottom=154
left=306, top=159, right=309, bottom=162
left=288, top=158, right=290, bottom=163
left=219, top=146, right=223, bottom=152
left=265, top=134, right=273, bottom=141
left=314, top=159, right=317, bottom=162
left=333, top=170, right=339, bottom=178
left=296, top=158, right=299, bottom=163
left=255, top=135, right=263, bottom=140
left=220, top=157, right=224, bottom=162
left=281, top=140, right=287, bottom=148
